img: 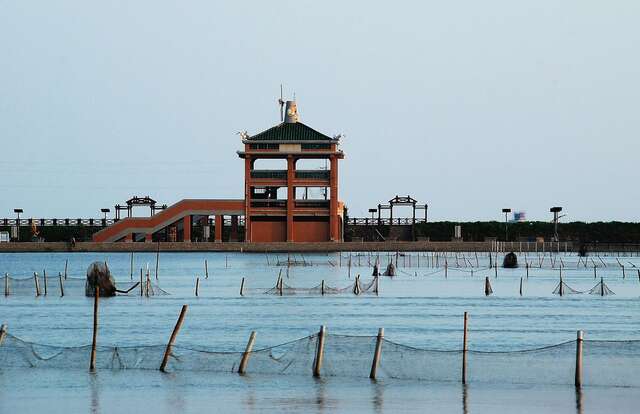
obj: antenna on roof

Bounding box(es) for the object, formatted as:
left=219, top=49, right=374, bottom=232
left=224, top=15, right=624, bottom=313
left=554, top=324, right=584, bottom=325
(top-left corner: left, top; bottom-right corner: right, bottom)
left=278, top=84, right=284, bottom=122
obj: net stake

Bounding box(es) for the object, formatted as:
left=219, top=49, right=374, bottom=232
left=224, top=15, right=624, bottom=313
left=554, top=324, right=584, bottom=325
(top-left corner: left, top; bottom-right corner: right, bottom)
left=160, top=305, right=188, bottom=372
left=205, top=259, right=209, bottom=279
left=34, top=272, right=40, bottom=297
left=4, top=273, right=8, bottom=296
left=89, top=285, right=99, bottom=371
left=240, top=277, right=245, bottom=296
left=238, top=331, right=256, bottom=375
left=321, top=279, right=325, bottom=296
left=313, top=325, right=326, bottom=377
left=369, top=328, right=384, bottom=380
left=195, top=277, right=199, bottom=297
left=575, top=330, right=583, bottom=387
left=58, top=272, right=64, bottom=297
left=462, top=312, right=469, bottom=384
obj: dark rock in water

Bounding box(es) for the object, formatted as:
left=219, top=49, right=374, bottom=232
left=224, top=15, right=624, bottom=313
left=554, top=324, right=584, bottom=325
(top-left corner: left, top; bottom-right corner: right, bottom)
left=502, top=252, right=518, bottom=268
left=578, top=245, right=588, bottom=257
left=372, top=264, right=380, bottom=277
left=383, top=262, right=396, bottom=277
left=86, top=261, right=117, bottom=297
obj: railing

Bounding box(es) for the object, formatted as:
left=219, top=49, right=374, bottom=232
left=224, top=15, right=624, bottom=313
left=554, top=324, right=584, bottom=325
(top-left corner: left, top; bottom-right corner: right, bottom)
left=1, top=218, right=114, bottom=227
left=295, top=200, right=329, bottom=208
left=347, top=218, right=427, bottom=226
left=250, top=200, right=287, bottom=208
left=295, top=170, right=329, bottom=180
left=250, top=170, right=287, bottom=179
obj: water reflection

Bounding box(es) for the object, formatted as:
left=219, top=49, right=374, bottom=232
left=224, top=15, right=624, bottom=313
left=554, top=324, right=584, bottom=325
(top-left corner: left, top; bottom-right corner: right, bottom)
left=372, top=380, right=384, bottom=413
left=575, top=387, right=583, bottom=414
left=89, top=373, right=100, bottom=414
left=313, top=377, right=327, bottom=413
left=462, top=384, right=468, bottom=414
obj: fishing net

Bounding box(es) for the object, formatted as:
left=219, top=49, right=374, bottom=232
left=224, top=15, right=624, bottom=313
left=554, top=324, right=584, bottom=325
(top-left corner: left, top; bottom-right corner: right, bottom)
left=0, top=275, right=168, bottom=297
left=1, top=332, right=640, bottom=387
left=552, top=279, right=582, bottom=295
left=264, top=277, right=378, bottom=296
left=587, top=279, right=615, bottom=296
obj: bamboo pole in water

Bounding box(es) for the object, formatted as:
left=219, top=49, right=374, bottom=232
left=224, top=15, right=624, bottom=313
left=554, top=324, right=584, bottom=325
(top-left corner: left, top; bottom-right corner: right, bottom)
left=238, top=331, right=256, bottom=375
left=64, top=259, right=68, bottom=279
left=313, top=325, right=326, bottom=377
left=43, top=269, right=47, bottom=296
left=89, top=286, right=99, bottom=371
left=195, top=277, right=199, bottom=297
left=155, top=243, right=160, bottom=280
left=321, top=279, right=325, bottom=296
left=369, top=328, right=384, bottom=380
left=575, top=330, right=583, bottom=387
left=205, top=259, right=209, bottom=279
left=240, top=277, right=245, bottom=296
left=462, top=312, right=469, bottom=384
left=4, top=273, right=9, bottom=296
left=59, top=272, right=64, bottom=297
left=160, top=305, right=188, bottom=372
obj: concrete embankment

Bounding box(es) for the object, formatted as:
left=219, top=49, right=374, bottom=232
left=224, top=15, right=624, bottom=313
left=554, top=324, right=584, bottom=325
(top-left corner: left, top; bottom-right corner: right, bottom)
left=0, top=241, right=577, bottom=253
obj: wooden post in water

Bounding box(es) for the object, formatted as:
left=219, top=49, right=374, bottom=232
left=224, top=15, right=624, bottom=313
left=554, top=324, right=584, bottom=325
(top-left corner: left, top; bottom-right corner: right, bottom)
left=0, top=324, right=6, bottom=346
left=240, top=277, right=245, bottom=296
left=64, top=259, right=68, bottom=279
left=34, top=272, right=40, bottom=297
left=278, top=276, right=283, bottom=296
left=43, top=269, right=47, bottom=296
left=4, top=273, right=9, bottom=296
left=519, top=277, right=523, bottom=296
left=526, top=262, right=529, bottom=279
left=140, top=270, right=144, bottom=297
left=369, top=328, right=384, bottom=380
left=205, top=259, right=209, bottom=279
left=195, top=277, right=200, bottom=297
left=622, top=265, right=626, bottom=279
left=130, top=252, right=134, bottom=280
left=238, top=331, right=256, bottom=375
left=462, top=312, right=468, bottom=384
left=484, top=277, right=492, bottom=296
left=59, top=272, right=64, bottom=297
left=160, top=305, right=188, bottom=372
left=321, top=279, right=325, bottom=296
left=445, top=262, right=448, bottom=278
left=594, top=264, right=597, bottom=279
left=89, top=286, right=99, bottom=371
left=575, top=330, right=583, bottom=387
left=313, top=325, right=326, bottom=377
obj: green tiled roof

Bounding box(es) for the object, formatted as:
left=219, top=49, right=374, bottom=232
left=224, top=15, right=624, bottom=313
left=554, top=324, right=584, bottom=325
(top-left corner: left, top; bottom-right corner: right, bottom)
left=247, top=122, right=334, bottom=141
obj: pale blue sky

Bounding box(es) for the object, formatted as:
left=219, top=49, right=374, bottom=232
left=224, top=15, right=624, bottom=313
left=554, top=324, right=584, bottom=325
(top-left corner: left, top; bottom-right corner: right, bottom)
left=1, top=1, right=638, bottom=221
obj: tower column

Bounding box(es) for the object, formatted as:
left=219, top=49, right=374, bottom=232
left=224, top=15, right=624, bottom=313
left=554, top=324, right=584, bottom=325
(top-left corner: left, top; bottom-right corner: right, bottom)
left=287, top=156, right=295, bottom=242
left=183, top=215, right=191, bottom=242
left=330, top=155, right=339, bottom=241
left=215, top=215, right=223, bottom=243
left=244, top=156, right=252, bottom=242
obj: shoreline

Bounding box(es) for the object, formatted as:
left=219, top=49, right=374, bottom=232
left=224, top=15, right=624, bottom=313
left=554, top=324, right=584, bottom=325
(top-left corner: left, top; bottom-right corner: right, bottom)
left=0, top=240, right=582, bottom=253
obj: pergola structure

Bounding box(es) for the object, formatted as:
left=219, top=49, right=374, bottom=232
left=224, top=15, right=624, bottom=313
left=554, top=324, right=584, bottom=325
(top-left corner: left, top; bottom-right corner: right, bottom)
left=377, top=195, right=428, bottom=223
left=114, top=196, right=167, bottom=220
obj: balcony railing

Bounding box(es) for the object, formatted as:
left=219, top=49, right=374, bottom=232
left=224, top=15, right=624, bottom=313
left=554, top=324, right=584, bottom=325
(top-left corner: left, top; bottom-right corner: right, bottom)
left=294, top=200, right=329, bottom=208
left=250, top=170, right=287, bottom=179
left=295, top=170, right=330, bottom=180
left=250, top=200, right=287, bottom=208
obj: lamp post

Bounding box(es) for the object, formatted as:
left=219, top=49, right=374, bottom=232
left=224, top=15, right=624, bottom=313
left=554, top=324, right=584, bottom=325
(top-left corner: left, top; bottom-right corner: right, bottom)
left=550, top=207, right=563, bottom=242
left=501, top=208, right=511, bottom=241
left=13, top=208, right=23, bottom=242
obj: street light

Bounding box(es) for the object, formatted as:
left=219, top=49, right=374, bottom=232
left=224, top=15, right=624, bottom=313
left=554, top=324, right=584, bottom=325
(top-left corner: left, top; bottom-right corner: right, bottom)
left=13, top=208, right=23, bottom=242
left=501, top=208, right=511, bottom=241
left=550, top=207, right=563, bottom=242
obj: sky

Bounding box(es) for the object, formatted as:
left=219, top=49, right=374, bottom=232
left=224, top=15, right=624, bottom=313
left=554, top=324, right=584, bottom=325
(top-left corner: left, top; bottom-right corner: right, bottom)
left=1, top=1, right=639, bottom=222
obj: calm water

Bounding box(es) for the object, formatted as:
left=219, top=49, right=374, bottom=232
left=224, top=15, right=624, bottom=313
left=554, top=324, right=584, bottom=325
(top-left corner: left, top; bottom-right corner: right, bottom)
left=1, top=251, right=639, bottom=413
